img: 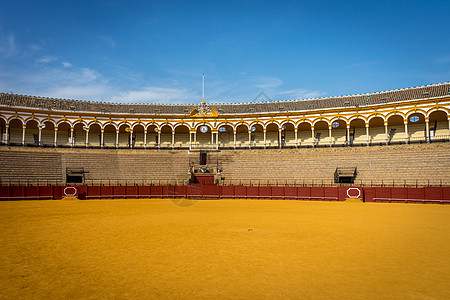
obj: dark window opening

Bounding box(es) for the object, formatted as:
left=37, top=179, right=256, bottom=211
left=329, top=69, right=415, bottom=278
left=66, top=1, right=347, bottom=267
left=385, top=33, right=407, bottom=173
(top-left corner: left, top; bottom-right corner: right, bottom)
left=66, top=175, right=83, bottom=183
left=200, top=152, right=207, bottom=165
left=66, top=167, right=87, bottom=184
left=334, top=167, right=357, bottom=184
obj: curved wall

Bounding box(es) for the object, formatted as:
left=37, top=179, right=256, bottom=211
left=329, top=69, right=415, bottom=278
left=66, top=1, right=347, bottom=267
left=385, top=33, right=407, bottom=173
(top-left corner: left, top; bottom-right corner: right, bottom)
left=1, top=83, right=450, bottom=149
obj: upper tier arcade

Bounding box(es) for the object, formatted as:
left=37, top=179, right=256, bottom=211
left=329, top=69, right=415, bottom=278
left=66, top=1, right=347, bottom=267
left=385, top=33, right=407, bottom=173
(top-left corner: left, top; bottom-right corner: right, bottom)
left=1, top=82, right=449, bottom=150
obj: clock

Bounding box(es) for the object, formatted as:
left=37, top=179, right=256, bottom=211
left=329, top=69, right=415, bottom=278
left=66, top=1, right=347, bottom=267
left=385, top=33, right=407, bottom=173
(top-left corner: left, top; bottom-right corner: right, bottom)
left=200, top=125, right=208, bottom=133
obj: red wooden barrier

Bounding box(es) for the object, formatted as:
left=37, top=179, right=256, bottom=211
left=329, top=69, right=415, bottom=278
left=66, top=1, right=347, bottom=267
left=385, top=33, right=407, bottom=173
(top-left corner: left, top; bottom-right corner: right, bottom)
left=1, top=184, right=449, bottom=204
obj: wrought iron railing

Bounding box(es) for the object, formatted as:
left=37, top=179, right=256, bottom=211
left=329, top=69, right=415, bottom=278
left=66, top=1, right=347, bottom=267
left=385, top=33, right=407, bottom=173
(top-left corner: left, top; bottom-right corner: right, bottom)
left=1, top=178, right=448, bottom=187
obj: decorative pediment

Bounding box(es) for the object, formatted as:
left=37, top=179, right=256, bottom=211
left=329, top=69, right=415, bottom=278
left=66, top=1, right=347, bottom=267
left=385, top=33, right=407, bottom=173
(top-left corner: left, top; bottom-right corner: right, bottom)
left=190, top=99, right=218, bottom=118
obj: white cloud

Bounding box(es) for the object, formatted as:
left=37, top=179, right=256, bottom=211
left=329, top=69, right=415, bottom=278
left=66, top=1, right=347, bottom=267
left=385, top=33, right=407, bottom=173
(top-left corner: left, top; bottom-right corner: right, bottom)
left=117, top=86, right=197, bottom=104
left=0, top=33, right=17, bottom=58
left=100, top=36, right=116, bottom=49
left=347, top=61, right=380, bottom=68
left=29, top=43, right=43, bottom=51
left=62, top=61, right=72, bottom=67
left=36, top=55, right=57, bottom=64
left=254, top=76, right=284, bottom=89
left=46, top=85, right=113, bottom=101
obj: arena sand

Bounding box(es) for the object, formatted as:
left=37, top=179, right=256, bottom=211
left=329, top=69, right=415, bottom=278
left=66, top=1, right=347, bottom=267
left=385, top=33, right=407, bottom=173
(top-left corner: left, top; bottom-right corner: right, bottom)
left=0, top=199, right=449, bottom=299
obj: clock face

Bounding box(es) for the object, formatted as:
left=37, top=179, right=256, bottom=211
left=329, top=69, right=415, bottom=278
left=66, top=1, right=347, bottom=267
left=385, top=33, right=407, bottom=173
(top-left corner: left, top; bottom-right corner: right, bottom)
left=200, top=125, right=208, bottom=133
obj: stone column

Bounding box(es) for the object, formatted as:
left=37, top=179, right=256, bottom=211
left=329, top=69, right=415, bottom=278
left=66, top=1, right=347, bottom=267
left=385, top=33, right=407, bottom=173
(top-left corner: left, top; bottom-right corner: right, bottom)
left=38, top=125, right=43, bottom=146
left=101, top=129, right=104, bottom=148
left=404, top=120, right=409, bottom=144
left=157, top=130, right=161, bottom=148
left=365, top=123, right=370, bottom=146
left=115, top=129, right=119, bottom=148
left=384, top=121, right=389, bottom=145
left=294, top=128, right=298, bottom=148
left=189, top=131, right=192, bottom=150
left=329, top=125, right=333, bottom=147
left=211, top=130, right=214, bottom=146
left=22, top=125, right=26, bottom=145
left=130, top=130, right=134, bottom=148
left=5, top=124, right=9, bottom=145
left=85, top=128, right=89, bottom=148
left=278, top=128, right=282, bottom=148
left=248, top=130, right=252, bottom=149
left=144, top=129, right=147, bottom=149
left=311, top=126, right=315, bottom=147
left=425, top=118, right=430, bottom=143
left=54, top=128, right=58, bottom=147
left=263, top=129, right=266, bottom=149
left=233, top=130, right=237, bottom=149
left=70, top=127, right=74, bottom=147
left=216, top=132, right=219, bottom=149
left=172, top=131, right=175, bottom=149
left=448, top=117, right=450, bottom=139
left=346, top=125, right=350, bottom=146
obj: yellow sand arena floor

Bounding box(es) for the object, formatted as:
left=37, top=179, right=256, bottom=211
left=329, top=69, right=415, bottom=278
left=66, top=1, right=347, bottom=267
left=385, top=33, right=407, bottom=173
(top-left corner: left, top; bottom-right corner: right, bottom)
left=1, top=199, right=449, bottom=299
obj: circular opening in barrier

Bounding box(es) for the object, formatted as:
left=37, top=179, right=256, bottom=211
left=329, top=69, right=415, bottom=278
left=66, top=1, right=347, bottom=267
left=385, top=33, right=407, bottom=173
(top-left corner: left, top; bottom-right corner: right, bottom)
left=346, top=187, right=361, bottom=199
left=64, top=186, right=77, bottom=197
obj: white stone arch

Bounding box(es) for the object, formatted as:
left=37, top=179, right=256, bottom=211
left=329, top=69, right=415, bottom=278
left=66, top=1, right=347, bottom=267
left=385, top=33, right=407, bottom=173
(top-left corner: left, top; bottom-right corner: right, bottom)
left=102, top=123, right=117, bottom=147
left=194, top=122, right=213, bottom=131
left=173, top=123, right=190, bottom=130
left=404, top=110, right=425, bottom=119
left=117, top=121, right=132, bottom=129
left=173, top=124, right=190, bottom=148
left=348, top=115, right=369, bottom=124
left=144, top=123, right=158, bottom=131
left=248, top=120, right=264, bottom=128
left=426, top=107, right=449, bottom=118
left=295, top=119, right=313, bottom=128
left=160, top=123, right=175, bottom=131
left=367, top=114, right=387, bottom=122
left=131, top=122, right=145, bottom=131
left=312, top=118, right=331, bottom=127
left=72, top=120, right=89, bottom=129
left=7, top=116, right=24, bottom=125
left=23, top=117, right=41, bottom=125
left=41, top=118, right=58, bottom=128
left=427, top=109, right=450, bottom=140
left=385, top=111, right=406, bottom=121
left=72, top=121, right=87, bottom=147
left=102, top=122, right=119, bottom=130
left=263, top=120, right=280, bottom=130
left=55, top=119, right=73, bottom=127
left=87, top=121, right=103, bottom=130
left=329, top=116, right=350, bottom=125
left=235, top=122, right=250, bottom=130
left=279, top=120, right=297, bottom=128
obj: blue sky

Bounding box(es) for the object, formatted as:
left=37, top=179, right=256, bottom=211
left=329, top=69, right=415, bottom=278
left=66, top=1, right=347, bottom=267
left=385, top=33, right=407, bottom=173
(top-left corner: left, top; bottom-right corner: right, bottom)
left=0, top=0, right=449, bottom=104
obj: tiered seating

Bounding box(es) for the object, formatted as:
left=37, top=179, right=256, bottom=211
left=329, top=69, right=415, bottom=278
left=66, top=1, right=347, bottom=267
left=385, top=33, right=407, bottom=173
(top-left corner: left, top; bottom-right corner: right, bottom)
left=0, top=147, right=190, bottom=184
left=63, top=149, right=190, bottom=183
left=0, top=148, right=63, bottom=184
left=1, top=142, right=449, bottom=186
left=219, top=143, right=450, bottom=186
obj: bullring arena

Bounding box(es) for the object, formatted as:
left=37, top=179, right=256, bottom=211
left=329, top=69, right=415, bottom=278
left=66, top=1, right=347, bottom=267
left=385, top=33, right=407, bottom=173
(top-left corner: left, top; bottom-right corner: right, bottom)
left=1, top=83, right=450, bottom=298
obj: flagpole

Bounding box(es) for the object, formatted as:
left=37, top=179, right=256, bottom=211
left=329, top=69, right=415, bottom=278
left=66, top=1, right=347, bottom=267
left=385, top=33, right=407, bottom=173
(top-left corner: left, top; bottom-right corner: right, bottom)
left=202, top=73, right=205, bottom=102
